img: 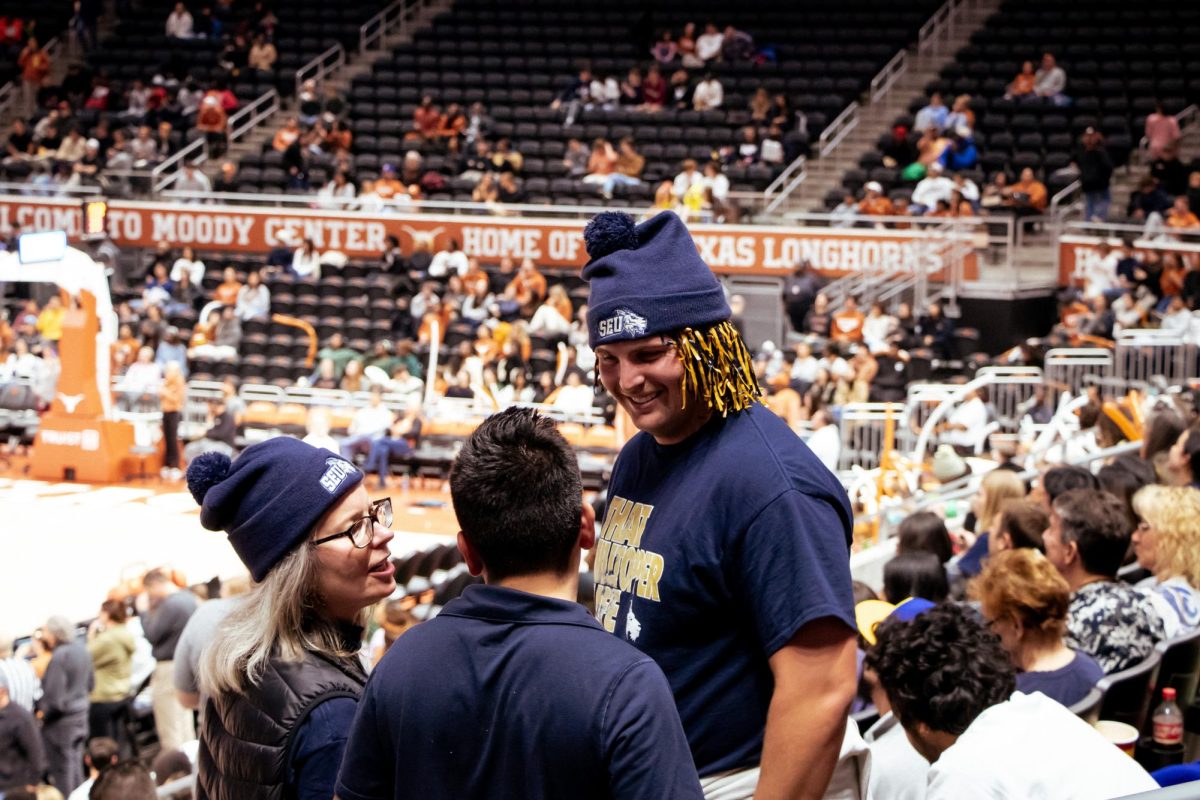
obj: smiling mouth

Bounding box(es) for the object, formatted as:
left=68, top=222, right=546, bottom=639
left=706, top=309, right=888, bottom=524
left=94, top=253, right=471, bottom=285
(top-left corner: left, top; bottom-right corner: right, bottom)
left=626, top=391, right=661, bottom=409
left=368, top=556, right=392, bottom=574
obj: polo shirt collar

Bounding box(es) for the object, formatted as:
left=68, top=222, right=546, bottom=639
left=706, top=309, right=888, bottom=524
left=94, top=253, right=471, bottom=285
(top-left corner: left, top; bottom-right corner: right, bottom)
left=440, top=583, right=600, bottom=630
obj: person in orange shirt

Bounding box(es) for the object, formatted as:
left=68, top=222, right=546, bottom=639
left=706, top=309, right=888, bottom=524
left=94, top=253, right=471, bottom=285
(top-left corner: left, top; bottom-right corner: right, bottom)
left=461, top=257, right=490, bottom=297
left=374, top=163, right=405, bottom=199
left=548, top=283, right=573, bottom=322
left=1165, top=196, right=1200, bottom=229
left=411, top=95, right=440, bottom=141
left=1008, top=167, right=1048, bottom=214
left=18, top=36, right=50, bottom=113
left=418, top=299, right=452, bottom=346
left=159, top=360, right=186, bottom=479
left=830, top=295, right=866, bottom=342
left=506, top=258, right=548, bottom=310
left=214, top=267, right=242, bottom=306
left=858, top=182, right=894, bottom=216
left=1006, top=61, right=1037, bottom=99
left=272, top=117, right=302, bottom=152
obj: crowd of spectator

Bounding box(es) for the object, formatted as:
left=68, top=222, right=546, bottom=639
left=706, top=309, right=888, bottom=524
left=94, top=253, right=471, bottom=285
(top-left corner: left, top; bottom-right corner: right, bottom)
left=1, top=4, right=288, bottom=195
left=0, top=567, right=244, bottom=798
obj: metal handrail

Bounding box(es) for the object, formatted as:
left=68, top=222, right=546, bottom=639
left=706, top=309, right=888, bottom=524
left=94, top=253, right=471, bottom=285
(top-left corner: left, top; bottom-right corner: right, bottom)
left=917, top=0, right=973, bottom=56
left=1049, top=178, right=1081, bottom=220
left=817, top=102, right=859, bottom=158
left=762, top=156, right=807, bottom=215
left=295, top=43, right=346, bottom=99
left=228, top=89, right=280, bottom=141
left=151, top=137, right=208, bottom=192
left=360, top=0, right=404, bottom=53
left=0, top=181, right=101, bottom=196
left=870, top=49, right=908, bottom=103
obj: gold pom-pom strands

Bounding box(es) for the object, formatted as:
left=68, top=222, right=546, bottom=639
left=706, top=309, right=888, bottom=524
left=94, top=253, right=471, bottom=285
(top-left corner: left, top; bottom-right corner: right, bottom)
left=674, top=320, right=761, bottom=416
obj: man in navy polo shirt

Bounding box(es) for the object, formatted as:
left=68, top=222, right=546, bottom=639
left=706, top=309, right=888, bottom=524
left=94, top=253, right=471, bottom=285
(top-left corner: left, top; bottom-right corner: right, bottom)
left=335, top=408, right=703, bottom=800
left=581, top=212, right=859, bottom=799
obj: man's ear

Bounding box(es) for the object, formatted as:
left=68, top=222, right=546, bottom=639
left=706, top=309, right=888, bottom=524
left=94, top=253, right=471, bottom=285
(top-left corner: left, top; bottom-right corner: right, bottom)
left=578, top=501, right=597, bottom=552
left=457, top=531, right=484, bottom=578
left=1064, top=539, right=1080, bottom=568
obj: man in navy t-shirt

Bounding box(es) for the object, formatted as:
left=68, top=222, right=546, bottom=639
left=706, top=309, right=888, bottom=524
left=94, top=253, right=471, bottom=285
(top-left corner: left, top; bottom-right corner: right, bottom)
left=335, top=408, right=703, bottom=800
left=581, top=211, right=858, bottom=799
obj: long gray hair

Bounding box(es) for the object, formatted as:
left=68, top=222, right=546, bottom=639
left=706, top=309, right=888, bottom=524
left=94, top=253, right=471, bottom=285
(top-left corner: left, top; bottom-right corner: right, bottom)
left=199, top=540, right=365, bottom=699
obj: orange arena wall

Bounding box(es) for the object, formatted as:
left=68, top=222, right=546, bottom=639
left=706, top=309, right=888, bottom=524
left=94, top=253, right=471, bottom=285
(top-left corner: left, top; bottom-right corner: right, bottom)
left=0, top=196, right=978, bottom=279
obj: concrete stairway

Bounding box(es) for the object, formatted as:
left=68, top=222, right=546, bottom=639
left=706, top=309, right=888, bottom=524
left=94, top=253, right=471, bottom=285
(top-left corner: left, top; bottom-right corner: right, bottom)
left=209, top=0, right=453, bottom=181
left=788, top=0, right=1003, bottom=212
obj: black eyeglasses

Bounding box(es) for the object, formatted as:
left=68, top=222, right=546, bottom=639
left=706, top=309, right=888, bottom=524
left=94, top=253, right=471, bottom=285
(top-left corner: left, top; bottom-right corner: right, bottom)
left=312, top=498, right=393, bottom=548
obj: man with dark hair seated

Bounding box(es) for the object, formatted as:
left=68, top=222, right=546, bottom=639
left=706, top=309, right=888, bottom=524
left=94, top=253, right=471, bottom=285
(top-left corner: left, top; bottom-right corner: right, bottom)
left=868, top=603, right=1156, bottom=799
left=1036, top=464, right=1099, bottom=513
left=1044, top=488, right=1165, bottom=673
left=336, top=408, right=703, bottom=799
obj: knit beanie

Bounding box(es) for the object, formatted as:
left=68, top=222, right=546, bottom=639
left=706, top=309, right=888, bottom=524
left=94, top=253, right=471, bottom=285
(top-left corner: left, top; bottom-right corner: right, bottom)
left=582, top=211, right=759, bottom=415
left=582, top=211, right=729, bottom=348
left=185, top=438, right=364, bottom=582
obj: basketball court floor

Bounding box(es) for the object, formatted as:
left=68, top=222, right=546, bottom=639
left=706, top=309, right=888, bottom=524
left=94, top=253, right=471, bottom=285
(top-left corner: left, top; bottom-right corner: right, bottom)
left=0, top=463, right=456, bottom=638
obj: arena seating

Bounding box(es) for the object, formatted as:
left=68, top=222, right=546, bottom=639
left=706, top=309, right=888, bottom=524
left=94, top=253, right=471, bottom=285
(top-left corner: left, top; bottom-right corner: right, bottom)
left=832, top=0, right=1200, bottom=207
left=233, top=0, right=941, bottom=200
left=0, top=2, right=74, bottom=88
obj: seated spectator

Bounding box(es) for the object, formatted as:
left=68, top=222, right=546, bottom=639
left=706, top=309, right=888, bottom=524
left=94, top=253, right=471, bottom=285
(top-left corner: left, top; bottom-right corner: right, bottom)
left=860, top=302, right=897, bottom=353
left=936, top=386, right=989, bottom=455
left=911, top=163, right=955, bottom=214
left=915, top=127, right=950, bottom=170
left=529, top=292, right=572, bottom=337
left=195, top=95, right=229, bottom=157
left=339, top=385, right=393, bottom=461
left=672, top=159, right=703, bottom=202
left=692, top=73, right=724, bottom=111
left=212, top=161, right=238, bottom=193
left=562, top=138, right=587, bottom=178
left=56, top=128, right=87, bottom=163
left=429, top=239, right=469, bottom=279
left=1151, top=143, right=1189, bottom=197
left=234, top=270, right=269, bottom=321
left=989, top=500, right=1049, bottom=555
left=291, top=238, right=321, bottom=279
left=650, top=29, right=677, bottom=64
left=90, top=760, right=159, bottom=800
left=247, top=33, right=276, bottom=72
left=472, top=173, right=498, bottom=204
left=213, top=266, right=241, bottom=306
left=830, top=296, right=865, bottom=342
left=858, top=182, right=894, bottom=216
left=1127, top=176, right=1173, bottom=222
left=733, top=126, right=760, bottom=165
left=938, top=131, right=977, bottom=172
left=1005, top=167, right=1048, bottom=215
left=489, top=139, right=522, bottom=174
left=1131, top=485, right=1200, bottom=638
left=868, top=604, right=1156, bottom=798
left=1033, top=52, right=1068, bottom=104
left=496, top=172, right=525, bottom=204
left=165, top=2, right=194, bottom=38
left=944, top=95, right=974, bottom=134
left=582, top=138, right=617, bottom=185
left=641, top=64, right=667, bottom=110
left=507, top=258, right=547, bottom=310
left=1165, top=195, right=1200, bottom=229
left=618, top=68, right=642, bottom=107
left=669, top=69, right=694, bottom=110
left=600, top=138, right=644, bottom=199
left=296, top=80, right=321, bottom=125
left=1045, top=488, right=1166, bottom=673
left=272, top=117, right=301, bottom=153
left=702, top=161, right=735, bottom=221
left=412, top=95, right=441, bottom=142
left=118, top=346, right=162, bottom=410
left=831, top=193, right=860, bottom=227
left=128, top=125, right=158, bottom=165
left=318, top=170, right=356, bottom=208
left=341, top=359, right=365, bottom=393
left=695, top=22, right=724, bottom=61
left=1006, top=60, right=1037, bottom=99
left=437, top=103, right=467, bottom=143
left=677, top=22, right=702, bottom=67
left=721, top=25, right=754, bottom=62
left=322, top=83, right=348, bottom=120
left=363, top=402, right=423, bottom=489
left=883, top=552, right=950, bottom=604
left=974, top=548, right=1104, bottom=707
left=914, top=93, right=949, bottom=134
left=896, top=510, right=954, bottom=565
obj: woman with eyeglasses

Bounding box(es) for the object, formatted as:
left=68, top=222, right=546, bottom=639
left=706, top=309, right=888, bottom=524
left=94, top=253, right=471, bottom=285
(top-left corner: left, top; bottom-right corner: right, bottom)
left=1131, top=484, right=1200, bottom=639
left=184, top=437, right=396, bottom=800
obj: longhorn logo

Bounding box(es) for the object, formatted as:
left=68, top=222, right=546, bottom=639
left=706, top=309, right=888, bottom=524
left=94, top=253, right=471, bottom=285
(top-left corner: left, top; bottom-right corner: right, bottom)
left=399, top=225, right=446, bottom=250
left=57, top=393, right=85, bottom=413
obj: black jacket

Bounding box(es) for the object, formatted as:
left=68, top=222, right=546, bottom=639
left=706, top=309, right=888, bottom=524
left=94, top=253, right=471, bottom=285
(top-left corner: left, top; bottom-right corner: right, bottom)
left=197, top=648, right=366, bottom=800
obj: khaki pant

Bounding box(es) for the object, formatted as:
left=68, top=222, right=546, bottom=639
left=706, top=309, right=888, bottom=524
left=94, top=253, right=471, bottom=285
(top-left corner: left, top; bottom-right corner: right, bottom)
left=152, top=660, right=195, bottom=751
left=699, top=718, right=870, bottom=800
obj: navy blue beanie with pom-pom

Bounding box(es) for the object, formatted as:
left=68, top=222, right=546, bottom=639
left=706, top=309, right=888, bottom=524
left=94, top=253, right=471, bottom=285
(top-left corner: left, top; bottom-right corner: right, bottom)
left=186, top=438, right=363, bottom=582
left=582, top=211, right=729, bottom=348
